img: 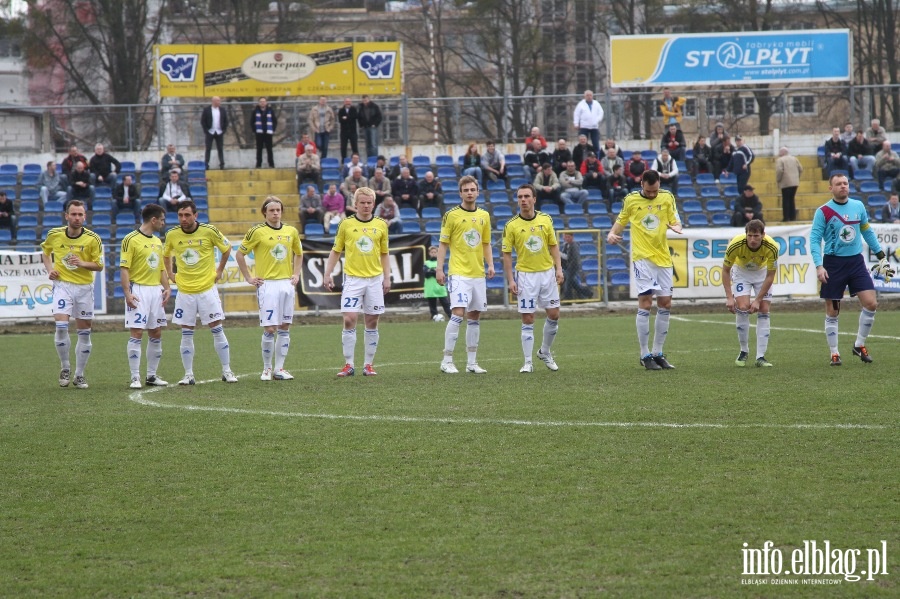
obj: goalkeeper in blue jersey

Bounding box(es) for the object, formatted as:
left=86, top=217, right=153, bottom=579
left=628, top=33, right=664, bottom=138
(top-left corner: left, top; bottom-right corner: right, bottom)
left=810, top=174, right=895, bottom=366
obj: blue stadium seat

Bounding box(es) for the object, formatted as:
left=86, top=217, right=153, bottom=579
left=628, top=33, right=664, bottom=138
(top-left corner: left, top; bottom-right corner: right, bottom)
left=140, top=161, right=160, bottom=173
left=723, top=185, right=739, bottom=196
left=435, top=155, right=454, bottom=167
left=20, top=189, right=40, bottom=203
left=611, top=201, right=623, bottom=213
left=425, top=221, right=442, bottom=233
left=321, top=157, right=340, bottom=170
left=696, top=173, right=716, bottom=185
left=719, top=172, right=737, bottom=184
left=19, top=215, right=38, bottom=228
left=586, top=202, right=607, bottom=214
left=402, top=221, right=421, bottom=233
left=91, top=214, right=112, bottom=226
left=592, top=216, right=612, bottom=228
left=487, top=191, right=508, bottom=203
left=700, top=186, right=721, bottom=198
left=436, top=166, right=458, bottom=179
left=139, top=173, right=159, bottom=186
left=322, top=170, right=341, bottom=182
left=19, top=201, right=39, bottom=213
left=399, top=208, right=419, bottom=220
left=21, top=174, right=39, bottom=187
left=860, top=181, right=881, bottom=194
left=685, top=148, right=694, bottom=161
left=572, top=232, right=593, bottom=243
left=854, top=169, right=874, bottom=181
left=116, top=213, right=136, bottom=226
left=197, top=213, right=209, bottom=224
left=194, top=199, right=208, bottom=210
left=187, top=160, right=206, bottom=172
left=585, top=273, right=600, bottom=286
left=540, top=204, right=560, bottom=215
left=678, top=187, right=697, bottom=198
left=505, top=154, right=523, bottom=165
left=16, top=229, right=37, bottom=243
left=567, top=217, right=589, bottom=229
left=564, top=204, right=584, bottom=215
left=711, top=213, right=732, bottom=226
left=93, top=199, right=112, bottom=211
left=641, top=150, right=658, bottom=162
left=605, top=244, right=623, bottom=256
left=607, top=257, right=628, bottom=271
left=611, top=272, right=630, bottom=286
left=304, top=223, right=325, bottom=236
left=506, top=165, right=525, bottom=178
left=687, top=213, right=710, bottom=227
left=682, top=200, right=703, bottom=213
left=190, top=185, right=208, bottom=197
left=677, top=174, right=693, bottom=187
left=141, top=187, right=158, bottom=201
left=44, top=200, right=65, bottom=213
left=119, top=161, right=136, bottom=176
left=486, top=276, right=505, bottom=290
left=868, top=194, right=887, bottom=208
left=92, top=227, right=112, bottom=240
left=0, top=164, right=18, bottom=175
left=492, top=205, right=513, bottom=218
left=675, top=160, right=687, bottom=173
left=486, top=179, right=506, bottom=191
left=22, top=163, right=41, bottom=175
left=581, top=259, right=599, bottom=272
left=0, top=175, right=16, bottom=187
left=43, top=215, right=63, bottom=227
left=705, top=199, right=727, bottom=212
left=421, top=207, right=442, bottom=220
left=579, top=244, right=598, bottom=256
left=494, top=219, right=507, bottom=230
left=412, top=155, right=432, bottom=169
left=389, top=156, right=400, bottom=167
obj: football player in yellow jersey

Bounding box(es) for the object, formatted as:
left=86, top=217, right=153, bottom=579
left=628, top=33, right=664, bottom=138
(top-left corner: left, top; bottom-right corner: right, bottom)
left=722, top=219, right=779, bottom=368
left=163, top=200, right=237, bottom=385
left=120, top=203, right=171, bottom=389
left=502, top=184, right=564, bottom=373
left=236, top=196, right=303, bottom=381
left=607, top=170, right=683, bottom=370
left=324, top=187, right=390, bottom=377
left=435, top=175, right=495, bottom=374
left=40, top=200, right=104, bottom=389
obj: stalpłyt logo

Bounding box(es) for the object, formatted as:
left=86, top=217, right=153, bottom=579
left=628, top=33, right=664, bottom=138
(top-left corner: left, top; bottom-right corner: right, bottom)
left=159, top=54, right=199, bottom=83
left=357, top=52, right=396, bottom=79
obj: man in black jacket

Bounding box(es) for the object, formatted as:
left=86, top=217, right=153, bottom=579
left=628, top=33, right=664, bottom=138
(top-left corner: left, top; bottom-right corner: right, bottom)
left=113, top=174, right=141, bottom=223
left=201, top=96, right=228, bottom=170
left=88, top=144, right=120, bottom=187
left=337, top=97, right=359, bottom=161
left=357, top=95, right=382, bottom=159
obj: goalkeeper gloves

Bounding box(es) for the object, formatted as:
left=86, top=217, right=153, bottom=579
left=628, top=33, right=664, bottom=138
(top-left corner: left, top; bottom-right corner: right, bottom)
left=871, top=257, right=896, bottom=283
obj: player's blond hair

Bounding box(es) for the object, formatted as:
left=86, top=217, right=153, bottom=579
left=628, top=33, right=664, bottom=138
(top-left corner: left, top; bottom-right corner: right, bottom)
left=261, top=195, right=284, bottom=214
left=353, top=186, right=376, bottom=205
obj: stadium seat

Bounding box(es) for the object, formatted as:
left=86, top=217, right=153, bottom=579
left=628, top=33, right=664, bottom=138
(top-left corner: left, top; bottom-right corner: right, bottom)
left=304, top=223, right=325, bottom=236
left=868, top=194, right=887, bottom=208
left=640, top=150, right=658, bottom=162
left=0, top=229, right=14, bottom=243
left=399, top=207, right=419, bottom=220
left=194, top=199, right=208, bottom=211
left=607, top=257, right=628, bottom=271
left=92, top=214, right=112, bottom=226
left=492, top=204, right=513, bottom=218
left=695, top=173, right=716, bottom=185
left=854, top=169, right=874, bottom=180
left=389, top=156, right=400, bottom=167
left=21, top=174, right=40, bottom=187
left=592, top=216, right=613, bottom=228
left=682, top=200, right=703, bottom=213
left=402, top=222, right=421, bottom=233
left=505, top=154, right=523, bottom=165
left=486, top=179, right=506, bottom=191
left=487, top=191, right=508, bottom=203
left=421, top=207, right=441, bottom=220
left=611, top=272, right=630, bottom=286
left=412, top=155, right=432, bottom=169
left=19, top=201, right=39, bottom=213
left=119, top=161, right=136, bottom=176
left=425, top=221, right=442, bottom=233
left=16, top=229, right=37, bottom=243
left=580, top=244, right=598, bottom=256
left=723, top=186, right=739, bottom=197
left=678, top=187, right=697, bottom=198
left=22, top=163, right=41, bottom=175
left=93, top=199, right=112, bottom=212
left=605, top=244, right=623, bottom=256
left=572, top=232, right=593, bottom=243
left=585, top=273, right=600, bottom=286
left=860, top=181, right=881, bottom=194
left=586, top=202, right=607, bottom=215
left=0, top=164, right=18, bottom=175
left=719, top=172, right=737, bottom=184
left=20, top=189, right=39, bottom=202
left=687, top=213, right=710, bottom=227
left=18, top=215, right=38, bottom=228
left=116, top=213, right=136, bottom=226
left=197, top=213, right=209, bottom=224
left=567, top=217, right=589, bottom=229
left=43, top=215, right=63, bottom=227
left=190, top=185, right=208, bottom=197
left=494, top=219, right=507, bottom=231
left=582, top=259, right=599, bottom=272
left=92, top=227, right=111, bottom=240
left=321, top=157, right=339, bottom=170
left=0, top=175, right=16, bottom=187
left=677, top=174, right=693, bottom=187
left=322, top=170, right=341, bottom=183
left=436, top=166, right=458, bottom=179
left=700, top=187, right=721, bottom=198
left=140, top=161, right=160, bottom=173
left=435, top=155, right=454, bottom=167
left=44, top=201, right=65, bottom=213
left=711, top=213, right=732, bottom=226
left=540, top=204, right=560, bottom=215
left=705, top=199, right=727, bottom=212
left=486, top=276, right=505, bottom=290
left=611, top=201, right=623, bottom=213
left=564, top=204, right=584, bottom=215
left=506, top=165, right=525, bottom=178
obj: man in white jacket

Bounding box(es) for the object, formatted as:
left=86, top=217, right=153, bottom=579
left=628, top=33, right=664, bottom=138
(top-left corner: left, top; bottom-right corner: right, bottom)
left=573, top=90, right=604, bottom=153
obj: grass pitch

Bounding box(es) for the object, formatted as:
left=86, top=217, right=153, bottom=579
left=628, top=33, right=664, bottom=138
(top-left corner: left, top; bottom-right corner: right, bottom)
left=1, top=310, right=898, bottom=597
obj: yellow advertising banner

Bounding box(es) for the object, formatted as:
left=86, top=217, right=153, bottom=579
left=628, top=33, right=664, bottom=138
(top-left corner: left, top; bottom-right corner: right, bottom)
left=155, top=43, right=402, bottom=98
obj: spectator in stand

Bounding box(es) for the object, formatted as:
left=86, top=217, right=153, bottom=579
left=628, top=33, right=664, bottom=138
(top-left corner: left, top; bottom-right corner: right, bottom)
left=252, top=97, right=277, bottom=169
left=357, top=95, right=382, bottom=159
left=113, top=174, right=141, bottom=223
left=61, top=145, right=87, bottom=180
left=337, top=97, right=359, bottom=161
left=369, top=167, right=393, bottom=208
left=296, top=144, right=321, bottom=190
left=551, top=139, right=572, bottom=175
left=660, top=123, right=687, bottom=162
left=559, top=161, right=589, bottom=206
left=160, top=144, right=185, bottom=177
left=0, top=191, right=16, bottom=241
left=67, top=161, right=95, bottom=209
left=692, top=135, right=712, bottom=176
left=581, top=151, right=607, bottom=197
left=533, top=162, right=561, bottom=209
left=659, top=87, right=686, bottom=129
left=523, top=139, right=551, bottom=181
left=875, top=140, right=900, bottom=188
left=341, top=167, right=368, bottom=200
left=607, top=164, right=628, bottom=205
left=573, top=89, right=604, bottom=152
left=730, top=204, right=757, bottom=228
left=840, top=123, right=856, bottom=146
left=392, top=167, right=419, bottom=211
left=524, top=126, right=548, bottom=150
left=560, top=232, right=591, bottom=300
left=201, top=96, right=228, bottom=169
left=376, top=195, right=403, bottom=234
left=373, top=155, right=388, bottom=175
left=709, top=122, right=728, bottom=151
left=882, top=193, right=900, bottom=223
left=625, top=152, right=647, bottom=191
left=601, top=138, right=625, bottom=159
left=308, top=96, right=335, bottom=159
left=571, top=134, right=594, bottom=170
left=730, top=136, right=754, bottom=193
left=418, top=171, right=443, bottom=212
left=88, top=143, right=120, bottom=187
left=482, top=141, right=506, bottom=182
left=341, top=153, right=368, bottom=179
left=322, top=184, right=346, bottom=227
left=298, top=185, right=323, bottom=230
left=461, top=143, right=483, bottom=185
left=39, top=160, right=67, bottom=207
left=824, top=127, right=849, bottom=178
left=652, top=148, right=679, bottom=194
left=848, top=130, right=876, bottom=174
left=294, top=133, right=317, bottom=158
left=713, top=136, right=734, bottom=179
left=600, top=147, right=623, bottom=180
left=158, top=170, right=191, bottom=213
left=732, top=185, right=763, bottom=223
left=389, top=155, right=417, bottom=180
left=775, top=146, right=803, bottom=222
left=865, top=118, right=887, bottom=149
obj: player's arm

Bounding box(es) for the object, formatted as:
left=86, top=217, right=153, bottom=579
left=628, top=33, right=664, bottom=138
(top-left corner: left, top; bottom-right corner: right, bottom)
left=435, top=241, right=449, bottom=285
left=549, top=243, right=564, bottom=285
left=235, top=249, right=262, bottom=288
left=380, top=252, right=391, bottom=294
left=667, top=196, right=683, bottom=234
left=291, top=253, right=302, bottom=286
left=41, top=251, right=60, bottom=281
left=163, top=256, right=176, bottom=284
left=216, top=245, right=231, bottom=282
left=323, top=250, right=342, bottom=290
left=120, top=266, right=138, bottom=309
left=502, top=251, right=515, bottom=293
left=721, top=260, right=735, bottom=313
left=607, top=221, right=625, bottom=245
left=160, top=265, right=171, bottom=304
left=483, top=242, right=495, bottom=279
left=809, top=209, right=827, bottom=281
left=861, top=223, right=894, bottom=280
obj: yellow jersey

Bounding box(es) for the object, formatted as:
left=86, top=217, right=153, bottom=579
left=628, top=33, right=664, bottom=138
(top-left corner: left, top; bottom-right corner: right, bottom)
left=120, top=230, right=165, bottom=286
left=332, top=215, right=389, bottom=278
left=724, top=233, right=779, bottom=272
left=439, top=205, right=492, bottom=278
left=239, top=223, right=302, bottom=280
left=501, top=212, right=557, bottom=272
left=163, top=223, right=231, bottom=294
left=40, top=227, right=104, bottom=285
left=615, top=189, right=681, bottom=267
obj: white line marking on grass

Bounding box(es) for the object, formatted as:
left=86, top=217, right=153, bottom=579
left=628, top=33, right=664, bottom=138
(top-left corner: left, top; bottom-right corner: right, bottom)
left=672, top=316, right=900, bottom=341
left=127, top=381, right=890, bottom=430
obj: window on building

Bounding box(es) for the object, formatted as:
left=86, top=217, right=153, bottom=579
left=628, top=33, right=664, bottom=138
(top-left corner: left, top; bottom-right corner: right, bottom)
left=380, top=101, right=401, bottom=142
left=791, top=95, right=816, bottom=115
left=732, top=97, right=755, bottom=116
left=683, top=98, right=696, bottom=118
left=706, top=98, right=726, bottom=118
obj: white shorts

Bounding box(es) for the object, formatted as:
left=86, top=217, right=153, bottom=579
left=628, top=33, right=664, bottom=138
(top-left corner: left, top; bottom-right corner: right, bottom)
left=52, top=280, right=94, bottom=319
left=731, top=266, right=773, bottom=301
left=514, top=269, right=560, bottom=313
left=341, top=274, right=386, bottom=314
left=257, top=279, right=295, bottom=327
left=447, top=275, right=488, bottom=311
left=125, top=283, right=168, bottom=329
left=633, top=258, right=674, bottom=297
left=173, top=287, right=225, bottom=326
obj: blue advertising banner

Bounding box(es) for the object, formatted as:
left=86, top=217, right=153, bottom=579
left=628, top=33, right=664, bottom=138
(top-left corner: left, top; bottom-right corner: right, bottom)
left=610, top=30, right=851, bottom=87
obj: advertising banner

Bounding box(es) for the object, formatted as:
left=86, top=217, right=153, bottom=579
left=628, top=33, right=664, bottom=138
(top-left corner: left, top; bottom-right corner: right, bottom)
left=155, top=43, right=402, bottom=97
left=0, top=250, right=107, bottom=318
left=610, top=30, right=850, bottom=87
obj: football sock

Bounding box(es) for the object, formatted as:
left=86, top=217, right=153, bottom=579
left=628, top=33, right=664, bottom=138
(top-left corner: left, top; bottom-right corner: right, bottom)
left=735, top=309, right=750, bottom=352
left=856, top=308, right=875, bottom=347
left=636, top=309, right=651, bottom=356
left=55, top=322, right=70, bottom=369
left=652, top=309, right=670, bottom=354
left=825, top=316, right=840, bottom=353
left=466, top=320, right=480, bottom=365
left=521, top=324, right=535, bottom=362
left=756, top=313, right=770, bottom=358
left=147, top=337, right=162, bottom=377
left=342, top=328, right=357, bottom=366
left=364, top=329, right=379, bottom=365
left=210, top=325, right=230, bottom=371
left=180, top=328, right=195, bottom=374
left=541, top=318, right=559, bottom=353
left=127, top=337, right=142, bottom=377
left=74, top=329, right=92, bottom=377
left=274, top=330, right=290, bottom=371
left=261, top=331, right=275, bottom=369
left=443, top=315, right=462, bottom=360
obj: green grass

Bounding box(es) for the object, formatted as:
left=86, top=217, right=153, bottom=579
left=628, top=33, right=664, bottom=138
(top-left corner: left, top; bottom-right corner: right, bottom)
left=2, top=310, right=898, bottom=597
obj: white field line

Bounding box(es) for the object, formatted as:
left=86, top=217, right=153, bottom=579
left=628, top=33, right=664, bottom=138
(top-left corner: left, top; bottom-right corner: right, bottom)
left=671, top=315, right=900, bottom=340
